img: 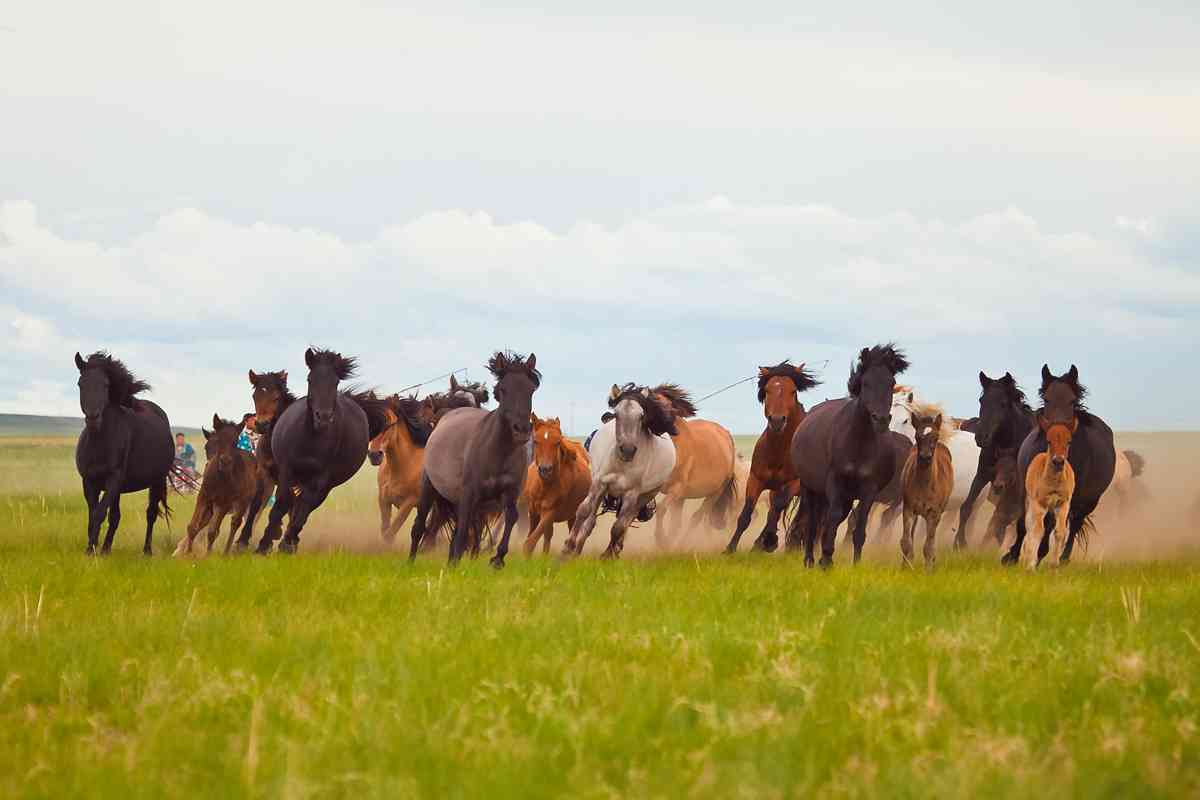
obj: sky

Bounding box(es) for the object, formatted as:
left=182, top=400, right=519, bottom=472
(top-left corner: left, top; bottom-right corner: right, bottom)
left=3, top=1, right=1199, bottom=432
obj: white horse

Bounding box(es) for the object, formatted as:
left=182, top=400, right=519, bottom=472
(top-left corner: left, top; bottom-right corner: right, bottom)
left=890, top=386, right=982, bottom=538
left=563, top=385, right=677, bottom=559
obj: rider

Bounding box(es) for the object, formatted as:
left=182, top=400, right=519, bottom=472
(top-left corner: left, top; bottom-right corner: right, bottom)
left=237, top=413, right=260, bottom=454
left=174, top=432, right=197, bottom=474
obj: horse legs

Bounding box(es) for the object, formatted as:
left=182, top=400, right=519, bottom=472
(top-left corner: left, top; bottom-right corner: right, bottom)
left=97, top=479, right=123, bottom=554
left=724, top=475, right=765, bottom=554
left=849, top=491, right=878, bottom=564
left=378, top=492, right=394, bottom=542
left=784, top=489, right=808, bottom=552
left=489, top=495, right=521, bottom=569
left=602, top=490, right=641, bottom=559
left=103, top=493, right=122, bottom=554
left=224, top=502, right=248, bottom=554
left=802, top=490, right=825, bottom=568
left=1060, top=498, right=1098, bottom=564
left=923, top=511, right=942, bottom=569
left=278, top=482, right=329, bottom=554
left=256, top=469, right=294, bottom=555
left=448, top=488, right=477, bottom=564
left=1021, top=500, right=1047, bottom=570
left=236, top=477, right=269, bottom=551
left=1050, top=503, right=1071, bottom=565
left=409, top=474, right=437, bottom=561
left=524, top=511, right=551, bottom=556
left=385, top=498, right=416, bottom=545
left=82, top=479, right=104, bottom=554
left=755, top=487, right=792, bottom=554
left=205, top=507, right=230, bottom=554
left=176, top=498, right=213, bottom=557
left=955, top=470, right=990, bottom=550
left=876, top=502, right=902, bottom=544
left=900, top=506, right=917, bottom=567
left=563, top=483, right=604, bottom=558
left=142, top=478, right=166, bottom=556
left=821, top=483, right=855, bottom=568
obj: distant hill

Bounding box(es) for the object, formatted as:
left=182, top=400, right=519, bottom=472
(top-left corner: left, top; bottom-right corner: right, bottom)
left=0, top=414, right=202, bottom=438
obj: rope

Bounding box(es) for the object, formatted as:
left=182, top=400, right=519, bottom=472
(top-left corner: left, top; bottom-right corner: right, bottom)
left=396, top=368, right=469, bottom=396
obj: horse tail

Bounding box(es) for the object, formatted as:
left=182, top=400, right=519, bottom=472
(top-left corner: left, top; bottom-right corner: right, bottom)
left=345, top=389, right=393, bottom=440
left=1123, top=450, right=1145, bottom=478
left=707, top=475, right=738, bottom=529
left=1075, top=514, right=1096, bottom=553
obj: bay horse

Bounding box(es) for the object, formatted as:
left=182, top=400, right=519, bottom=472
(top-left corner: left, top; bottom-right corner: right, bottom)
left=256, top=348, right=390, bottom=554
left=1003, top=365, right=1116, bottom=566
left=174, top=414, right=260, bottom=556
left=523, top=414, right=591, bottom=555
left=367, top=394, right=433, bottom=543
left=1021, top=417, right=1078, bottom=569
left=409, top=352, right=540, bottom=567
left=650, top=385, right=740, bottom=550
left=899, top=403, right=954, bottom=568
left=724, top=361, right=819, bottom=554
left=791, top=344, right=909, bottom=567
left=563, top=384, right=678, bottom=558
left=73, top=351, right=174, bottom=555
left=955, top=372, right=1036, bottom=548
left=233, top=369, right=294, bottom=549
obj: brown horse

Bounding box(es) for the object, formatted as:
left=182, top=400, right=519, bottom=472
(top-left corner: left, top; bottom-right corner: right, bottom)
left=367, top=395, right=433, bottom=544
left=1022, top=417, right=1078, bottom=569
left=899, top=404, right=954, bottom=568
left=174, top=415, right=261, bottom=556
left=982, top=446, right=1022, bottom=547
left=234, top=369, right=293, bottom=549
left=652, top=385, right=740, bottom=550
left=724, top=362, right=819, bottom=554
left=522, top=414, right=591, bottom=555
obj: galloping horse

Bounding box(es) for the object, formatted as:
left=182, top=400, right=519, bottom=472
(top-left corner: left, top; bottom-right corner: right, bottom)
left=724, top=361, right=819, bottom=554
left=367, top=394, right=433, bottom=543
left=256, top=348, right=389, bottom=554
left=523, top=414, right=591, bottom=555
left=73, top=352, right=175, bottom=555
left=955, top=372, right=1036, bottom=548
left=563, top=384, right=678, bottom=559
left=410, top=352, right=539, bottom=567
left=982, top=446, right=1022, bottom=547
left=1021, top=417, right=1078, bottom=569
left=1003, top=365, right=1115, bottom=566
left=175, top=415, right=260, bottom=556
left=899, top=403, right=954, bottom=568
left=791, top=344, right=909, bottom=567
left=651, top=385, right=740, bottom=550
left=234, top=369, right=294, bottom=549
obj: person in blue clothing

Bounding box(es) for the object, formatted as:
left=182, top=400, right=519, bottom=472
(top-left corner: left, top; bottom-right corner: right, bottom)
left=174, top=432, right=196, bottom=472
left=236, top=413, right=260, bottom=454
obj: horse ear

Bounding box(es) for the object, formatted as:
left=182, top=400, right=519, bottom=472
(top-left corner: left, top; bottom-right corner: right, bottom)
left=75, top=352, right=86, bottom=372
left=526, top=353, right=536, bottom=371
left=530, top=412, right=540, bottom=426
left=450, top=375, right=460, bottom=391
left=248, top=369, right=258, bottom=385
left=1003, top=372, right=1013, bottom=382
left=1041, top=364, right=1052, bottom=384
left=906, top=392, right=913, bottom=404
left=640, top=387, right=650, bottom=398
left=212, top=413, right=221, bottom=429
left=201, top=428, right=211, bottom=440
left=1067, top=364, right=1079, bottom=383
left=933, top=414, right=943, bottom=432
left=978, top=371, right=990, bottom=388
left=758, top=366, right=770, bottom=377
left=610, top=384, right=621, bottom=401
left=305, top=348, right=316, bottom=369
left=280, top=371, right=288, bottom=384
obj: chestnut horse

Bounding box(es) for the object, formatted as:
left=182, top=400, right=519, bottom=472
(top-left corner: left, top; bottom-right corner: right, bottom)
left=175, top=414, right=260, bottom=556
left=724, top=361, right=820, bottom=554
left=523, top=414, right=591, bottom=554
left=652, top=385, right=740, bottom=550
left=899, top=404, right=954, bottom=568
left=367, top=394, right=433, bottom=543
left=1021, top=418, right=1078, bottom=569
left=791, top=344, right=910, bottom=567
left=1004, top=365, right=1115, bottom=566
left=234, top=369, right=293, bottom=549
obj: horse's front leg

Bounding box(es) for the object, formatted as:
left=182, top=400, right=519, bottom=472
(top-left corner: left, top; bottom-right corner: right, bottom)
left=1021, top=501, right=1047, bottom=570
left=923, top=511, right=942, bottom=569
left=955, top=468, right=991, bottom=549
left=448, top=488, right=477, bottom=564
left=820, top=481, right=854, bottom=568
left=899, top=506, right=917, bottom=567
left=102, top=493, right=122, bottom=554
left=602, top=490, right=641, bottom=559
left=755, top=485, right=791, bottom=554
left=1002, top=496, right=1027, bottom=566
left=142, top=477, right=166, bottom=556
left=96, top=475, right=123, bottom=554
left=563, top=482, right=604, bottom=558
left=850, top=489, right=878, bottom=564
left=236, top=476, right=269, bottom=550
left=653, top=493, right=675, bottom=550
left=82, top=479, right=104, bottom=554
left=724, top=475, right=765, bottom=554
left=279, top=481, right=329, bottom=554
left=257, top=469, right=294, bottom=555
left=489, top=494, right=521, bottom=570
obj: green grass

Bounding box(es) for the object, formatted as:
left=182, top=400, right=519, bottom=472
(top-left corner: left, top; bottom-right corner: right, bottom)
left=2, top=437, right=1199, bottom=798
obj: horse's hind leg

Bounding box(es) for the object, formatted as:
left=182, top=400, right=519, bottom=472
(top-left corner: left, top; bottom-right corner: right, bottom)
left=489, top=495, right=521, bottom=569
left=142, top=479, right=167, bottom=556
left=1002, top=500, right=1027, bottom=566
left=102, top=493, right=122, bottom=554
left=724, top=476, right=764, bottom=554
left=257, top=470, right=294, bottom=555
left=754, top=488, right=790, bottom=553
left=821, top=485, right=854, bottom=568
left=802, top=491, right=824, bottom=568
left=1060, top=499, right=1097, bottom=564
left=409, top=474, right=437, bottom=561
left=236, top=477, right=269, bottom=551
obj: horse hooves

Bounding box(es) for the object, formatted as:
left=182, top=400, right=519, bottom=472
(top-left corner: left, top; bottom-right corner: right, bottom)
left=818, top=558, right=834, bottom=570
left=722, top=545, right=736, bottom=555
left=1000, top=552, right=1018, bottom=566
left=142, top=548, right=153, bottom=557
left=85, top=545, right=97, bottom=556
left=277, top=540, right=298, bottom=555
left=753, top=537, right=778, bottom=554
left=489, top=555, right=505, bottom=570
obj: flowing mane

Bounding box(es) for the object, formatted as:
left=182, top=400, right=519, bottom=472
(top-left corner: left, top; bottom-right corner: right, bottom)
left=250, top=369, right=297, bottom=404
left=652, top=383, right=697, bottom=418
left=387, top=394, right=433, bottom=447
left=79, top=351, right=151, bottom=407
left=306, top=348, right=358, bottom=381
left=848, top=343, right=909, bottom=396
left=907, top=400, right=954, bottom=443
left=487, top=351, right=541, bottom=387
left=757, top=361, right=821, bottom=402
left=343, top=388, right=392, bottom=440
left=608, top=383, right=679, bottom=437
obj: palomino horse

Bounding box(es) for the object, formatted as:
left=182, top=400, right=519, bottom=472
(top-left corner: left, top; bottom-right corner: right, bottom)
left=791, top=344, right=909, bottom=567
left=564, top=384, right=678, bottom=559
left=1004, top=365, right=1116, bottom=566
left=523, top=414, right=591, bottom=555
left=367, top=394, right=433, bottom=543
left=410, top=352, right=539, bottom=567
left=256, top=348, right=390, bottom=554
left=954, top=372, right=1036, bottom=548
left=650, top=385, right=740, bottom=550
left=234, top=369, right=293, bottom=549
left=1021, top=417, right=1078, bottom=569
left=899, top=403, right=954, bottom=568
left=724, top=361, right=820, bottom=554
left=73, top=352, right=174, bottom=555
left=175, top=414, right=260, bottom=556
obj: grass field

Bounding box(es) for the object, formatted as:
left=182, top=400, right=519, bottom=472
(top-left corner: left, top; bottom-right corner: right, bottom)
left=2, top=430, right=1199, bottom=797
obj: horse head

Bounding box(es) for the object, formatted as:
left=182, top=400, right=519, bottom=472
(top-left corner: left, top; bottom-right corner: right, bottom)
left=1038, top=364, right=1086, bottom=428
left=909, top=405, right=945, bottom=466
left=488, top=351, right=540, bottom=445
left=75, top=351, right=150, bottom=433
left=976, top=371, right=1028, bottom=448
left=608, top=383, right=678, bottom=462
left=848, top=344, right=909, bottom=433
left=248, top=369, right=292, bottom=432
left=531, top=414, right=573, bottom=481
left=304, top=348, right=357, bottom=433
left=203, top=413, right=244, bottom=475
left=1039, top=415, right=1078, bottom=472
left=757, top=361, right=819, bottom=433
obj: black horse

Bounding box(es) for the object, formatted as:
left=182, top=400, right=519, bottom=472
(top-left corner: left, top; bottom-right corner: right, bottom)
left=790, top=344, right=910, bottom=567
left=255, top=348, right=388, bottom=554
left=953, top=371, right=1036, bottom=548
left=410, top=352, right=539, bottom=567
left=234, top=368, right=297, bottom=549
left=1002, top=365, right=1116, bottom=566
left=73, top=352, right=175, bottom=555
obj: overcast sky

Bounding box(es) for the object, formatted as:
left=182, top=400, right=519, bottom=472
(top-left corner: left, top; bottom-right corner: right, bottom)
left=3, top=1, right=1199, bottom=432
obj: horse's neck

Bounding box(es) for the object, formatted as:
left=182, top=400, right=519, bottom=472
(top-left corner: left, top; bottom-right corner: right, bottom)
left=1000, top=408, right=1034, bottom=446
left=385, top=426, right=415, bottom=461
left=846, top=397, right=877, bottom=446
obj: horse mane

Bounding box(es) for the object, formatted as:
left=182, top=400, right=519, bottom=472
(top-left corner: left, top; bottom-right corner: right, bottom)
left=652, top=384, right=697, bottom=418
left=81, top=351, right=151, bottom=407
left=343, top=389, right=392, bottom=440
left=979, top=372, right=1033, bottom=415
left=307, top=348, right=358, bottom=381
left=757, top=361, right=820, bottom=402
left=848, top=343, right=909, bottom=396
left=251, top=369, right=297, bottom=404
left=387, top=394, right=433, bottom=447
left=608, top=383, right=679, bottom=437
left=907, top=400, right=953, bottom=443
left=487, top=351, right=541, bottom=387
left=453, top=377, right=490, bottom=405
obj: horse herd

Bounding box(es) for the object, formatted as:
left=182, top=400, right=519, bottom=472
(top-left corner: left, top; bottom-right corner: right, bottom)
left=70, top=344, right=1145, bottom=570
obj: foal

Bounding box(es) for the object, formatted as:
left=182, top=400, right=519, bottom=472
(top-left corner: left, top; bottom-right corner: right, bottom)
left=523, top=414, right=591, bottom=554
left=368, top=394, right=432, bottom=543
left=899, top=405, right=954, bottom=568
left=175, top=415, right=259, bottom=556
left=1021, top=418, right=1077, bottom=570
